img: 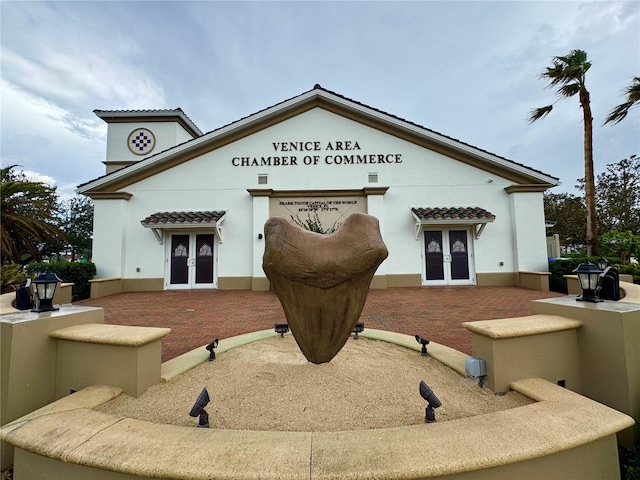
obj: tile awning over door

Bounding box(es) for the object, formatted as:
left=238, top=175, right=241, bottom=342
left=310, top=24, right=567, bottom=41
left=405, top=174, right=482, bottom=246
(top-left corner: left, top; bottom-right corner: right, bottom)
left=411, top=207, right=495, bottom=239
left=141, top=211, right=227, bottom=243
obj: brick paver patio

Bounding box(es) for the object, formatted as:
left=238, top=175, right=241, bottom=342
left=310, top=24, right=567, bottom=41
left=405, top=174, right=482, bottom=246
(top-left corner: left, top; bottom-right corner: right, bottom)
left=76, top=287, right=564, bottom=362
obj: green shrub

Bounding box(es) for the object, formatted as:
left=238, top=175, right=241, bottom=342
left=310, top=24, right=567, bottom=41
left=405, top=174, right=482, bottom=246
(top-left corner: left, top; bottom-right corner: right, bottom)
left=619, top=442, right=640, bottom=480
left=26, top=261, right=97, bottom=301
left=0, top=263, right=28, bottom=294
left=617, top=263, right=640, bottom=284
left=548, top=257, right=640, bottom=293
left=548, top=258, right=587, bottom=293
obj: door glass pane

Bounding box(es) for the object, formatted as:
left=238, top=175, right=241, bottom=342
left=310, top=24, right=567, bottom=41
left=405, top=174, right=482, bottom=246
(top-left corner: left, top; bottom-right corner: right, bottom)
left=170, top=235, right=189, bottom=284
left=195, top=234, right=214, bottom=284
left=425, top=231, right=444, bottom=280
left=449, top=230, right=469, bottom=280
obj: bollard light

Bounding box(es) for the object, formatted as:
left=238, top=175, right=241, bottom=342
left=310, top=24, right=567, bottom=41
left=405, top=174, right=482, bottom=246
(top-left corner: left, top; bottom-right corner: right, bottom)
left=573, top=261, right=602, bottom=303
left=31, top=270, right=61, bottom=312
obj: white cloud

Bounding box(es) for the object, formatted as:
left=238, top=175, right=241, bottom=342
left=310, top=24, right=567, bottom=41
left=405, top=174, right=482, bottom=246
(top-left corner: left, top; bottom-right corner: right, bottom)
left=0, top=0, right=637, bottom=199
left=21, top=170, right=57, bottom=187
left=1, top=2, right=167, bottom=111
left=0, top=78, right=106, bottom=192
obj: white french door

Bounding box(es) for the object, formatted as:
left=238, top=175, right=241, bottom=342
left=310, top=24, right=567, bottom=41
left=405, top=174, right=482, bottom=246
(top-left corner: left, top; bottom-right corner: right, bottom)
left=422, top=228, right=475, bottom=286
left=165, top=232, right=217, bottom=289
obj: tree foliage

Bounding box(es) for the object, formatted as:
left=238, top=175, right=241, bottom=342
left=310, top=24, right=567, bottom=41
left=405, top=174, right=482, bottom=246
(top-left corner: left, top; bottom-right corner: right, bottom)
left=598, top=230, right=639, bottom=265
left=544, top=192, right=586, bottom=248
left=0, top=263, right=28, bottom=293
left=58, top=195, right=94, bottom=260
left=1, top=165, right=66, bottom=264
left=529, top=49, right=599, bottom=255
left=595, top=155, right=640, bottom=234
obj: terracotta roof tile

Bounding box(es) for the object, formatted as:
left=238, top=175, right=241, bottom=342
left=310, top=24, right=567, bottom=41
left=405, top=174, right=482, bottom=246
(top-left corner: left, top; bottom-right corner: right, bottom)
left=141, top=211, right=225, bottom=226
left=93, top=108, right=203, bottom=137
left=411, top=207, right=495, bottom=221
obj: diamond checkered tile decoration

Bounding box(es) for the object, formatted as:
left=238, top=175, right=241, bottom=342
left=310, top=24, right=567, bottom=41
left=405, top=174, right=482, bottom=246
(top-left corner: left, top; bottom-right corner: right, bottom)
left=127, top=128, right=156, bottom=155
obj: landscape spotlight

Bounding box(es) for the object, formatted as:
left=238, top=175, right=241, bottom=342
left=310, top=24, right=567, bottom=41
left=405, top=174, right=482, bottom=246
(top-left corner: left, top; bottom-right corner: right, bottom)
left=189, top=388, right=210, bottom=428
left=206, top=339, right=219, bottom=361
left=274, top=323, right=289, bottom=337
left=352, top=322, right=364, bottom=339
left=419, top=380, right=442, bottom=423
left=415, top=335, right=430, bottom=356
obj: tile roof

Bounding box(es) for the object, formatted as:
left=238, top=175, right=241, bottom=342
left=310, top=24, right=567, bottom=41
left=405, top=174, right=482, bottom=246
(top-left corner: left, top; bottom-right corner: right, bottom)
left=78, top=85, right=558, bottom=192
left=304, top=85, right=558, bottom=182
left=141, top=211, right=226, bottom=226
left=94, top=108, right=203, bottom=137
left=411, top=207, right=496, bottom=222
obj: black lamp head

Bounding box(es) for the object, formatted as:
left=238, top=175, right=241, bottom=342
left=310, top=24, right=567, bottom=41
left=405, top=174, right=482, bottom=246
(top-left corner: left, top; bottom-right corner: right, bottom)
left=420, top=381, right=442, bottom=423
left=206, top=339, right=219, bottom=361
left=596, top=257, right=609, bottom=272
left=415, top=335, right=430, bottom=355
left=352, top=322, right=364, bottom=339
left=189, top=388, right=210, bottom=428
left=274, top=323, right=289, bottom=337
left=419, top=381, right=442, bottom=408
left=189, top=388, right=210, bottom=418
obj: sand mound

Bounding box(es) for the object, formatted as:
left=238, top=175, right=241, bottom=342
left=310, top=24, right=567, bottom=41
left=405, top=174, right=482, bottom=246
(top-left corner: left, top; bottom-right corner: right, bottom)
left=97, top=335, right=532, bottom=431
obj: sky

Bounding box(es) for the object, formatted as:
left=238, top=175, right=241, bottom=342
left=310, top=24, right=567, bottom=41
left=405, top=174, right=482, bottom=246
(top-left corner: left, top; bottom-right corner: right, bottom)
left=1, top=1, right=639, bottom=201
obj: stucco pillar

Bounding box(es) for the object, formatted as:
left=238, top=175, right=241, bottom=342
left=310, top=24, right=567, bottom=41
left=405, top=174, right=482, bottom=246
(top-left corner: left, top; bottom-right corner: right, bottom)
left=366, top=190, right=387, bottom=287
left=507, top=189, right=548, bottom=272
left=91, top=195, right=130, bottom=279
left=252, top=193, right=270, bottom=290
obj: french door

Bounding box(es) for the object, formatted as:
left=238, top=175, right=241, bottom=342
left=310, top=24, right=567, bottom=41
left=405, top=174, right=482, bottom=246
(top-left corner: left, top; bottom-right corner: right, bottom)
left=423, top=229, right=474, bottom=286
left=166, top=233, right=217, bottom=289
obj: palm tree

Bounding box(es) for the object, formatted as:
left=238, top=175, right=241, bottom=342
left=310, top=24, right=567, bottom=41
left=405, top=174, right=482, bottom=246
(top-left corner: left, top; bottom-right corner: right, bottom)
left=604, top=76, right=640, bottom=125
left=1, top=165, right=66, bottom=264
left=528, top=49, right=598, bottom=256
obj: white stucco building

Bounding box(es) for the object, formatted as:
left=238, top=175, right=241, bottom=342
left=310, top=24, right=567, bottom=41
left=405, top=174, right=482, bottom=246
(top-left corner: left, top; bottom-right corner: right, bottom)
left=78, top=85, right=558, bottom=292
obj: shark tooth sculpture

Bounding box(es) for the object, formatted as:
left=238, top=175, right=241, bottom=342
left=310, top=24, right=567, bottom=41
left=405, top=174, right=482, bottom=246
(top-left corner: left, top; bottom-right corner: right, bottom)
left=262, top=213, right=388, bottom=364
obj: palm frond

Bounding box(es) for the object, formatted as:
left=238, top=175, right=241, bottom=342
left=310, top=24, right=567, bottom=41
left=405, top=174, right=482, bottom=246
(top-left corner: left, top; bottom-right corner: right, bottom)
left=543, top=51, right=589, bottom=88
left=570, top=49, right=589, bottom=64
left=604, top=77, right=640, bottom=125
left=624, top=77, right=640, bottom=102
left=603, top=101, right=635, bottom=125
left=558, top=83, right=581, bottom=98
left=527, top=105, right=553, bottom=123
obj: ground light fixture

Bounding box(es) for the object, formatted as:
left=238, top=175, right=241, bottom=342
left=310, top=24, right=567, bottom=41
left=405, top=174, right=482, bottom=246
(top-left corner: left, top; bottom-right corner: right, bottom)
left=415, top=335, right=430, bottom=356
left=31, top=270, right=62, bottom=313
left=419, top=381, right=442, bottom=423
left=274, top=323, right=289, bottom=337
left=573, top=261, right=603, bottom=303
left=206, top=339, right=219, bottom=361
left=352, top=322, right=364, bottom=339
left=189, top=388, right=210, bottom=428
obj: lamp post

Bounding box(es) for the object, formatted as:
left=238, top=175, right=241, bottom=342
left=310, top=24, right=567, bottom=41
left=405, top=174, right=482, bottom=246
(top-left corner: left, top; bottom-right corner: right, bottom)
left=572, top=261, right=602, bottom=303
left=31, top=270, right=62, bottom=312
left=596, top=257, right=609, bottom=272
